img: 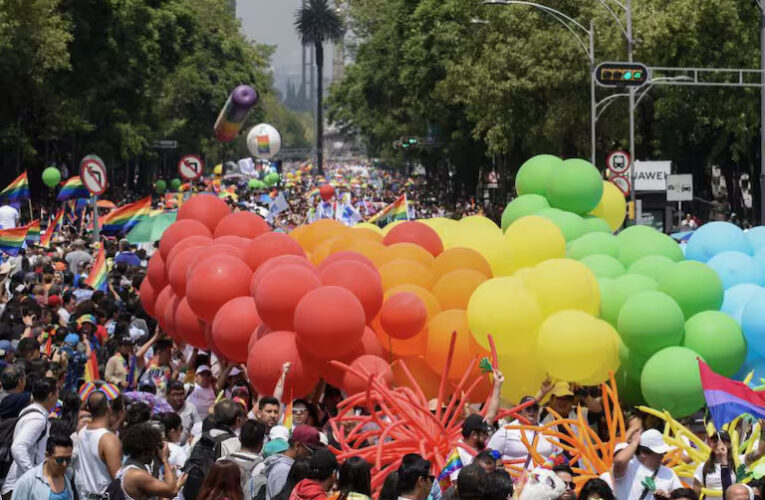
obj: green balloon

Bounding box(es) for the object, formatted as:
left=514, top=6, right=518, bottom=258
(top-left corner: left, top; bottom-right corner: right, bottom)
left=616, top=368, right=646, bottom=407
left=617, top=231, right=684, bottom=267
left=657, top=261, right=724, bottom=320
left=683, top=311, right=746, bottom=377
left=154, top=180, right=167, bottom=194
left=641, top=346, right=705, bottom=418
left=618, top=291, right=685, bottom=357
left=582, top=216, right=612, bottom=234
left=535, top=208, right=585, bottom=242
left=616, top=224, right=657, bottom=244
left=42, top=167, right=61, bottom=188
left=501, top=194, right=550, bottom=231
left=169, top=178, right=181, bottom=190
left=545, top=159, right=604, bottom=215
left=618, top=341, right=649, bottom=381
left=628, top=255, right=678, bottom=282
left=515, top=154, right=562, bottom=197
left=248, top=179, right=259, bottom=189
left=581, top=254, right=626, bottom=278
left=567, top=232, right=619, bottom=259
left=599, top=273, right=658, bottom=326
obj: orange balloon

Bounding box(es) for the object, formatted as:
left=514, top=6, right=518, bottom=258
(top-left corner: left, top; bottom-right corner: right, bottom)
left=379, top=259, right=434, bottom=291
left=297, top=219, right=350, bottom=252
left=379, top=243, right=435, bottom=269
left=372, top=285, right=442, bottom=357
left=425, top=310, right=488, bottom=380
left=383, top=221, right=444, bottom=256
left=432, top=247, right=492, bottom=279
left=352, top=228, right=384, bottom=242
left=392, top=355, right=442, bottom=400
left=380, top=292, right=427, bottom=339
left=431, top=269, right=488, bottom=310
left=309, top=238, right=336, bottom=266
left=335, top=239, right=386, bottom=267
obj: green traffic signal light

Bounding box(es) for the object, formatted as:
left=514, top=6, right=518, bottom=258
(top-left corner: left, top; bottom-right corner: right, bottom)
left=408, top=138, right=418, bottom=145
left=623, top=71, right=632, bottom=80
left=634, top=71, right=642, bottom=79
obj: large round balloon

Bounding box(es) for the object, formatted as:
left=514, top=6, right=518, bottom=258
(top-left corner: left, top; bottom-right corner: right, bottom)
left=173, top=297, right=207, bottom=348
left=255, top=264, right=321, bottom=331
left=683, top=311, right=746, bottom=377
left=319, top=184, right=335, bottom=201
left=177, top=194, right=231, bottom=233
left=521, top=259, right=599, bottom=316
left=534, top=208, right=586, bottom=242
left=580, top=254, right=626, bottom=278
left=154, top=180, right=167, bottom=194
left=247, top=331, right=318, bottom=398
left=589, top=181, right=626, bottom=232
left=153, top=285, right=173, bottom=327
left=515, top=154, right=562, bottom=197
left=294, top=286, right=366, bottom=359
left=627, top=255, right=677, bottom=283
left=379, top=259, right=434, bottom=291
left=159, top=219, right=213, bottom=260
left=746, top=226, right=765, bottom=252
left=185, top=244, right=246, bottom=279
left=250, top=255, right=314, bottom=293
left=139, top=279, right=157, bottom=317
left=318, top=260, right=383, bottom=322
left=376, top=284, right=441, bottom=357
left=42, top=167, right=61, bottom=188
left=186, top=255, right=253, bottom=322
left=343, top=355, right=393, bottom=395
left=641, top=346, right=705, bottom=418
left=379, top=242, right=435, bottom=269
left=247, top=123, right=282, bottom=159
left=599, top=274, right=658, bottom=326
left=722, top=283, right=762, bottom=323
left=383, top=221, right=443, bottom=257
left=147, top=252, right=169, bottom=291
left=657, top=261, right=724, bottom=319
left=616, top=231, right=684, bottom=267
left=165, top=235, right=213, bottom=269
left=504, top=216, right=565, bottom=273
left=432, top=269, right=487, bottom=310
left=245, top=232, right=306, bottom=271
left=617, top=291, right=684, bottom=357
left=432, top=247, right=492, bottom=279
left=317, top=251, right=376, bottom=273
left=212, top=296, right=262, bottom=363
left=706, top=251, right=764, bottom=289
left=425, top=310, right=486, bottom=380
left=685, top=221, right=753, bottom=262
left=501, top=194, right=550, bottom=231
left=545, top=159, right=604, bottom=215
left=567, top=233, right=619, bottom=260
left=741, top=289, right=765, bottom=357
left=168, top=246, right=206, bottom=296
left=213, top=211, right=269, bottom=239
left=380, top=292, right=427, bottom=339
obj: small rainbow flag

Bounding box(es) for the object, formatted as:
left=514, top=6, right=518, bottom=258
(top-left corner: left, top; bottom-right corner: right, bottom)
left=84, top=347, right=100, bottom=383
left=44, top=336, right=53, bottom=358
left=100, top=196, right=151, bottom=235
left=0, top=171, right=30, bottom=201
left=367, top=194, right=409, bottom=227
left=85, top=244, right=107, bottom=291
left=437, top=448, right=463, bottom=489
left=283, top=388, right=294, bottom=429
left=57, top=176, right=90, bottom=201
left=0, top=227, right=28, bottom=256
left=21, top=219, right=40, bottom=244
left=305, top=188, right=320, bottom=199
left=40, top=209, right=65, bottom=248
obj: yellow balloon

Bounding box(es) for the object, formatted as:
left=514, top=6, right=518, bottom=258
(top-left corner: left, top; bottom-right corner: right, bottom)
left=504, top=216, right=566, bottom=273
left=536, top=310, right=615, bottom=383
left=499, top=349, right=547, bottom=404
left=467, top=277, right=543, bottom=355
left=444, top=224, right=513, bottom=277
left=521, top=259, right=600, bottom=316
left=353, top=222, right=384, bottom=235
left=213, top=164, right=223, bottom=176
left=578, top=319, right=621, bottom=385
left=460, top=215, right=500, bottom=232
left=590, top=181, right=627, bottom=232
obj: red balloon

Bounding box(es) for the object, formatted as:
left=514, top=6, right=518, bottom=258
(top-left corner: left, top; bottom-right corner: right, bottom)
left=174, top=297, right=207, bottom=348
left=163, top=293, right=180, bottom=336
left=165, top=235, right=213, bottom=271
left=244, top=232, right=306, bottom=271
left=249, top=323, right=271, bottom=352
left=360, top=326, right=385, bottom=357
left=249, top=255, right=314, bottom=294
left=317, top=251, right=377, bottom=273
left=139, top=278, right=157, bottom=317
left=317, top=326, right=384, bottom=387
left=168, top=246, right=205, bottom=297
left=380, top=292, right=427, bottom=339
left=214, top=211, right=269, bottom=239
left=247, top=331, right=319, bottom=398
left=204, top=323, right=225, bottom=360
left=147, top=252, right=168, bottom=291
left=159, top=219, right=213, bottom=260
left=319, top=184, right=335, bottom=201
left=255, top=265, right=321, bottom=331
left=186, top=255, right=253, bottom=322
left=343, top=355, right=393, bottom=395
left=213, top=235, right=250, bottom=251
left=318, top=261, right=383, bottom=322
left=177, top=194, right=231, bottom=233
left=186, top=244, right=246, bottom=281
left=212, top=297, right=262, bottom=363
left=383, top=221, right=444, bottom=257
left=294, top=286, right=366, bottom=360
left=154, top=285, right=173, bottom=324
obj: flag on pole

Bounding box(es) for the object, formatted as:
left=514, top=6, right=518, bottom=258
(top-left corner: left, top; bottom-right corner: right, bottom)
left=85, top=244, right=107, bottom=292
left=100, top=196, right=151, bottom=235
left=437, top=448, right=464, bottom=489
left=367, top=194, right=409, bottom=227
left=283, top=389, right=294, bottom=429
left=20, top=219, right=40, bottom=244
left=57, top=176, right=90, bottom=201
left=0, top=171, right=30, bottom=201
left=40, top=209, right=64, bottom=248
left=699, top=358, right=765, bottom=428
left=84, top=347, right=100, bottom=383
left=0, top=227, right=28, bottom=256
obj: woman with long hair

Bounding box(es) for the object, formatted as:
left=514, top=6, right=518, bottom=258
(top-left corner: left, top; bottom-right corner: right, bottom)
left=693, top=431, right=736, bottom=499
left=196, top=460, right=243, bottom=500
left=577, top=478, right=615, bottom=500
left=332, top=457, right=372, bottom=500
left=377, top=471, right=398, bottom=500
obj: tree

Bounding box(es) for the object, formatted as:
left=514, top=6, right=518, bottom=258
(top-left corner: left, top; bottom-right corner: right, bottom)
left=294, top=0, right=343, bottom=176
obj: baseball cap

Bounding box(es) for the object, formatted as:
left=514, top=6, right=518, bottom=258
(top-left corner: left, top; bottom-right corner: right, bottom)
left=263, top=438, right=288, bottom=457
left=0, top=340, right=14, bottom=356
left=640, top=429, right=671, bottom=455
left=292, top=424, right=323, bottom=451
left=64, top=333, right=80, bottom=346
left=309, top=447, right=338, bottom=477
left=270, top=425, right=290, bottom=442
left=462, top=414, right=492, bottom=436
left=195, top=365, right=212, bottom=375
left=550, top=382, right=575, bottom=398
left=118, top=336, right=135, bottom=346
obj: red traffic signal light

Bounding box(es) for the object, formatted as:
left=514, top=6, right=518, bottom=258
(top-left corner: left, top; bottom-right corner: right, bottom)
left=595, top=62, right=649, bottom=87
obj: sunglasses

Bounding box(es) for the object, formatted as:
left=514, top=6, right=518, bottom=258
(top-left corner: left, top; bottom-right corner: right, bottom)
left=53, top=456, right=72, bottom=465
left=293, top=408, right=308, bottom=415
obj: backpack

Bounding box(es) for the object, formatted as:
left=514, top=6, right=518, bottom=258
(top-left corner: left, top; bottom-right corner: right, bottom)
left=0, top=405, right=48, bottom=482
left=226, top=452, right=264, bottom=500
left=182, top=430, right=235, bottom=500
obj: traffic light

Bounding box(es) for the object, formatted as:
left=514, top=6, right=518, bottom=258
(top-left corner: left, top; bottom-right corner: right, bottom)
left=595, top=62, right=649, bottom=87
left=407, top=137, right=419, bottom=146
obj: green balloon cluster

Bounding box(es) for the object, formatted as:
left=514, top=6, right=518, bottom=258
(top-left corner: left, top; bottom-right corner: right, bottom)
left=154, top=179, right=167, bottom=194
left=567, top=233, right=619, bottom=260
left=42, top=167, right=61, bottom=188
left=169, top=178, right=181, bottom=190
left=501, top=194, right=549, bottom=230
left=618, top=291, right=685, bottom=357
left=249, top=179, right=266, bottom=190
left=515, top=155, right=562, bottom=197
left=682, top=311, right=746, bottom=377
left=658, top=261, right=724, bottom=320
left=546, top=159, right=604, bottom=215
left=264, top=172, right=280, bottom=187
left=580, top=254, right=625, bottom=279
left=641, top=347, right=705, bottom=418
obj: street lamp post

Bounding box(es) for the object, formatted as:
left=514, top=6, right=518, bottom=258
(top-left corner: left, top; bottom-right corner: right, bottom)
left=759, top=0, right=765, bottom=224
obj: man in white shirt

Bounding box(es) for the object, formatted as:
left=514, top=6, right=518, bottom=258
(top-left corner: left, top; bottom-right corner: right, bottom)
left=611, top=426, right=683, bottom=500
left=166, top=380, right=200, bottom=446
left=0, top=204, right=19, bottom=229
left=186, top=365, right=216, bottom=419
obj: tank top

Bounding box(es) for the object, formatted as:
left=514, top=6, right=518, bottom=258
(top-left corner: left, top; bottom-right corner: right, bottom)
left=74, top=426, right=113, bottom=496
left=116, top=463, right=156, bottom=500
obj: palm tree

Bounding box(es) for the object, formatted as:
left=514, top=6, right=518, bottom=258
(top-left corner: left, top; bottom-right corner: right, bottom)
left=295, top=0, right=343, bottom=176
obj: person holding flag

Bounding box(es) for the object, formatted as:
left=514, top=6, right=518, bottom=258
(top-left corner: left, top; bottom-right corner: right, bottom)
left=104, top=335, right=153, bottom=390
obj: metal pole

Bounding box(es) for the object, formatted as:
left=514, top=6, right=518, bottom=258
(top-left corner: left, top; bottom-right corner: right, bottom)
left=590, top=21, right=596, bottom=166
left=627, top=0, right=637, bottom=223
left=91, top=196, right=100, bottom=243
left=760, top=4, right=765, bottom=224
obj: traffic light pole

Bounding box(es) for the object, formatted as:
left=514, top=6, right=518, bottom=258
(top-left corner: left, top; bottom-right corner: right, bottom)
left=626, top=0, right=636, bottom=223
left=760, top=0, right=765, bottom=225
left=590, top=21, right=596, bottom=166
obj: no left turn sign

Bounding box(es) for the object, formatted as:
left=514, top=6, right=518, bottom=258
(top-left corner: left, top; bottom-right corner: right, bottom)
left=178, top=155, right=204, bottom=181
left=79, top=154, right=107, bottom=196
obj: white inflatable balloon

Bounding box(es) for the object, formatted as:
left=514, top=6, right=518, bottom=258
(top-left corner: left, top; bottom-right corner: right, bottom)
left=247, top=123, right=282, bottom=159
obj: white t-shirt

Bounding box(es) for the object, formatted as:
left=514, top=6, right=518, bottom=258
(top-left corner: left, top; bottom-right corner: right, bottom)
left=611, top=456, right=683, bottom=500
left=487, top=420, right=558, bottom=469
left=449, top=440, right=476, bottom=481
left=186, top=384, right=216, bottom=419
left=0, top=205, right=19, bottom=229
left=692, top=457, right=745, bottom=499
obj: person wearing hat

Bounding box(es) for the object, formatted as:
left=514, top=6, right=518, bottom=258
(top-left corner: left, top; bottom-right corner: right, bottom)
left=611, top=424, right=683, bottom=499
left=488, top=395, right=559, bottom=469
left=538, top=381, right=603, bottom=427
left=263, top=424, right=324, bottom=500
left=105, top=335, right=152, bottom=390
left=60, top=333, right=91, bottom=393
left=445, top=414, right=493, bottom=483
left=693, top=429, right=765, bottom=499
left=186, top=364, right=216, bottom=418
left=288, top=447, right=338, bottom=500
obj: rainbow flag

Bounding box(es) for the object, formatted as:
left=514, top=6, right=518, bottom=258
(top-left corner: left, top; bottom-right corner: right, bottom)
left=0, top=171, right=30, bottom=201
left=0, top=227, right=28, bottom=256
left=367, top=194, right=409, bottom=227
left=437, top=448, right=463, bottom=489
left=84, top=348, right=100, bottom=383
left=57, top=176, right=90, bottom=201
left=85, top=244, right=107, bottom=291
left=21, top=219, right=40, bottom=244
left=305, top=188, right=320, bottom=199
left=100, top=196, right=151, bottom=235
left=44, top=336, right=53, bottom=358
left=40, top=209, right=65, bottom=248
left=283, top=389, right=294, bottom=428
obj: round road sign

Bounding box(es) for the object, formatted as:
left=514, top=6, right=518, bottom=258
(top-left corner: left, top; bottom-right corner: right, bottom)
left=79, top=154, right=107, bottom=196
left=610, top=174, right=631, bottom=196
left=178, top=155, right=204, bottom=181
left=606, top=150, right=631, bottom=175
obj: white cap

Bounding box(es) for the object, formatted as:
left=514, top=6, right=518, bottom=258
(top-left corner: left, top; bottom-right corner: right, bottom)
left=640, top=429, right=671, bottom=454
left=270, top=425, right=290, bottom=441
left=229, top=367, right=242, bottom=377
left=195, top=365, right=212, bottom=375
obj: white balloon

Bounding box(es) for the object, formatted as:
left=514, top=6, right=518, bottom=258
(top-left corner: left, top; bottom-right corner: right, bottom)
left=247, top=123, right=282, bottom=159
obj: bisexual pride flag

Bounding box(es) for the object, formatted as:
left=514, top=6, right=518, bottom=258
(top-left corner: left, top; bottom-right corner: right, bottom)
left=699, top=359, right=765, bottom=428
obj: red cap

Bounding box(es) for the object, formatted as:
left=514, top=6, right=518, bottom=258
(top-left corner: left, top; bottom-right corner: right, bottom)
left=47, top=295, right=62, bottom=308
left=291, top=425, right=323, bottom=450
